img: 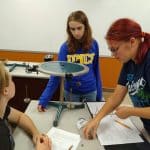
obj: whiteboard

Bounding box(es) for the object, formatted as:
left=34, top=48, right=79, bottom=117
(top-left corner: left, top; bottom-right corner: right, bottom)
left=0, top=0, right=149, bottom=56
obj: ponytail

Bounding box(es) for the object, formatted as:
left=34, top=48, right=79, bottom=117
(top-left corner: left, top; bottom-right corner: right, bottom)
left=136, top=32, right=150, bottom=63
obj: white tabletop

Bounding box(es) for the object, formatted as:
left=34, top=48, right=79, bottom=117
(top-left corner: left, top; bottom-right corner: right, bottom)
left=13, top=100, right=103, bottom=150
left=5, top=61, right=50, bottom=79
left=13, top=100, right=150, bottom=150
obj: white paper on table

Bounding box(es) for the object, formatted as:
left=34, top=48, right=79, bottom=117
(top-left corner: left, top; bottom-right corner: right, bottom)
left=86, top=102, right=133, bottom=117
left=86, top=102, right=105, bottom=117
left=97, top=115, right=143, bottom=145
left=47, top=127, right=81, bottom=150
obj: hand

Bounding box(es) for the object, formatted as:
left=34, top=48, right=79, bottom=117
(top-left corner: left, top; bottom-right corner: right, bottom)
left=37, top=105, right=46, bottom=112
left=33, top=133, right=43, bottom=145
left=36, top=135, right=51, bottom=150
left=33, top=133, right=49, bottom=145
left=83, top=118, right=100, bottom=139
left=115, top=106, right=133, bottom=119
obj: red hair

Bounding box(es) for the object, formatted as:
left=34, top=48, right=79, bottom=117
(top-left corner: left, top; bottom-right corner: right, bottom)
left=106, top=18, right=150, bottom=63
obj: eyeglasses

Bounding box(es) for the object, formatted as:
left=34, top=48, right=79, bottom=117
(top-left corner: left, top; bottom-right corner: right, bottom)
left=109, top=42, right=123, bottom=54
left=109, top=46, right=119, bottom=54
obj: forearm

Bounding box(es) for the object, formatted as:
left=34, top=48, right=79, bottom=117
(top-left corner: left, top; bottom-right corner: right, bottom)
left=18, top=113, right=39, bottom=137
left=95, top=96, right=122, bottom=121
left=95, top=85, right=127, bottom=122
left=129, top=107, right=150, bottom=119
left=39, top=76, right=60, bottom=107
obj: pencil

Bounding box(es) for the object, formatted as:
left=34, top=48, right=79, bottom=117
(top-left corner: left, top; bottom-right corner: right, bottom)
left=68, top=144, right=73, bottom=150
left=114, top=119, right=132, bottom=130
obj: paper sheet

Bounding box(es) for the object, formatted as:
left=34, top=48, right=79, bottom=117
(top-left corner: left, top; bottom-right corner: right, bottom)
left=97, top=115, right=143, bottom=145
left=86, top=102, right=105, bottom=117
left=47, top=127, right=81, bottom=150
left=87, top=102, right=143, bottom=145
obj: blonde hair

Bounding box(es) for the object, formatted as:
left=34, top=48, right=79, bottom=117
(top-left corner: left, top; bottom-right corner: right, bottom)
left=0, top=62, right=9, bottom=95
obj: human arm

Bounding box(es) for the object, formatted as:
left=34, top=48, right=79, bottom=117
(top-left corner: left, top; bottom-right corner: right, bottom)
left=8, top=107, right=41, bottom=143
left=38, top=76, right=60, bottom=111
left=115, top=106, right=150, bottom=119
left=38, top=43, right=68, bottom=111
left=93, top=41, right=103, bottom=101
left=83, top=84, right=127, bottom=139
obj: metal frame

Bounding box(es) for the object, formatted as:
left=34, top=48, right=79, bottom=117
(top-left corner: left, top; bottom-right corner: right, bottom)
left=38, top=61, right=89, bottom=126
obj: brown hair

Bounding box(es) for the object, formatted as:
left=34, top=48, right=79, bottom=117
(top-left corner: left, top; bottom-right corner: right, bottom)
left=66, top=10, right=93, bottom=53
left=106, top=18, right=150, bottom=63
left=0, top=62, right=9, bottom=95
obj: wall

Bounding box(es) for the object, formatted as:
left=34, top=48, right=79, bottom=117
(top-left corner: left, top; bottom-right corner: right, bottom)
left=0, top=0, right=149, bottom=56
left=100, top=57, right=122, bottom=89
left=0, top=50, right=122, bottom=89
left=0, top=0, right=148, bottom=88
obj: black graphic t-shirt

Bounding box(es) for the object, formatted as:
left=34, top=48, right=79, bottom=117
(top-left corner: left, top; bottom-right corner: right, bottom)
left=118, top=49, right=150, bottom=134
left=0, top=106, right=15, bottom=150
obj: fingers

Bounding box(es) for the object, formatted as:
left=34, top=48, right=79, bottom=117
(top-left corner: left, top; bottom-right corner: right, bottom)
left=42, top=135, right=51, bottom=148
left=93, top=127, right=97, bottom=139
left=37, top=134, right=51, bottom=145
left=47, top=136, right=52, bottom=147
left=114, top=107, right=122, bottom=116
left=83, top=126, right=88, bottom=139
left=115, top=106, right=120, bottom=112
left=83, top=126, right=95, bottom=140
left=115, top=109, right=121, bottom=118
left=115, top=106, right=126, bottom=112
left=83, top=118, right=100, bottom=140
left=36, top=134, right=51, bottom=150
left=43, top=136, right=50, bottom=144
left=37, top=105, right=46, bottom=112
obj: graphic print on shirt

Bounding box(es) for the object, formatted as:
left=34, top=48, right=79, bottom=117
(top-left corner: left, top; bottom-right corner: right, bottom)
left=127, top=76, right=146, bottom=96
left=67, top=53, right=95, bottom=64
left=126, top=74, right=150, bottom=107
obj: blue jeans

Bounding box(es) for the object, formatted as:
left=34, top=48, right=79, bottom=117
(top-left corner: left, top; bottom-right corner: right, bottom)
left=64, top=90, right=97, bottom=102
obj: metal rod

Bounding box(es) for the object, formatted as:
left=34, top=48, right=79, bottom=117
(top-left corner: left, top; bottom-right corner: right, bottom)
left=53, top=104, right=64, bottom=127
left=59, top=77, right=65, bottom=103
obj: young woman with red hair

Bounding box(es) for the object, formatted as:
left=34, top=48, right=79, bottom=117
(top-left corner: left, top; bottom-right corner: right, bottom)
left=83, top=18, right=150, bottom=139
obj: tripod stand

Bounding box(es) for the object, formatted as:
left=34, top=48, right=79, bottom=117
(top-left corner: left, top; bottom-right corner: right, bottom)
left=38, top=61, right=89, bottom=126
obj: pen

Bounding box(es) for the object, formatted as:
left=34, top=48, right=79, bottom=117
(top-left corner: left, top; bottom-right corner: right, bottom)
left=68, top=144, right=73, bottom=150
left=114, top=119, right=132, bottom=130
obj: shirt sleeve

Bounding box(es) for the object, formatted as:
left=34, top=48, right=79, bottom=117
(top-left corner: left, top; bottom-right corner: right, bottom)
left=4, top=106, right=11, bottom=120
left=38, top=43, right=68, bottom=107
left=38, top=76, right=60, bottom=107
left=93, top=40, right=103, bottom=101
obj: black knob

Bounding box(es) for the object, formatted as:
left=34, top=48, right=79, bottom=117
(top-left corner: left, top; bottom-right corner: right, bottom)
left=44, top=54, right=54, bottom=61
left=53, top=120, right=58, bottom=127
